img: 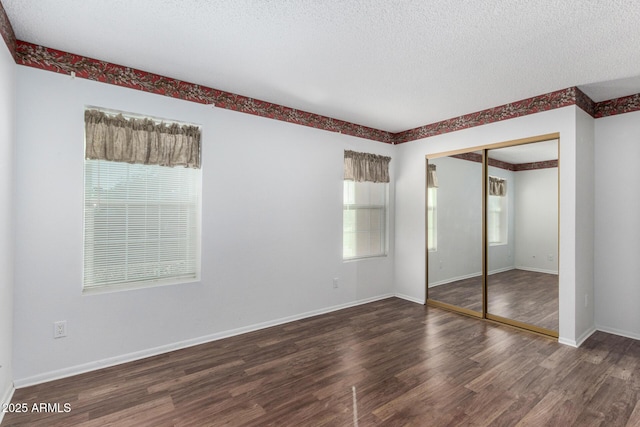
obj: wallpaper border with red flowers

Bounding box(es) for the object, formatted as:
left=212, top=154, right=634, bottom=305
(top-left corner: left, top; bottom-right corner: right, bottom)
left=450, top=153, right=558, bottom=171
left=14, top=41, right=396, bottom=144
left=13, top=41, right=595, bottom=145
left=0, top=1, right=16, bottom=60
left=595, top=93, right=640, bottom=118
left=395, top=88, right=578, bottom=144
left=0, top=4, right=638, bottom=145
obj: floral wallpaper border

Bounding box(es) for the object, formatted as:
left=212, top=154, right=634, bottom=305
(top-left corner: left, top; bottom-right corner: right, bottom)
left=395, top=88, right=581, bottom=144
left=451, top=153, right=557, bottom=171
left=0, top=1, right=16, bottom=60
left=595, top=93, right=640, bottom=118
left=575, top=87, right=596, bottom=117
left=15, top=41, right=395, bottom=144
left=513, top=159, right=558, bottom=171
left=5, top=36, right=640, bottom=144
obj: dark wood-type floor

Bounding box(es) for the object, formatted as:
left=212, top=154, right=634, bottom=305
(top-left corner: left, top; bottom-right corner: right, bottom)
left=428, top=269, right=559, bottom=331
left=4, top=298, right=640, bottom=426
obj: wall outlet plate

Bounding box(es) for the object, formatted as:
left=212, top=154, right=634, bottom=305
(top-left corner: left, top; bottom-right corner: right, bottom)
left=54, top=321, right=67, bottom=338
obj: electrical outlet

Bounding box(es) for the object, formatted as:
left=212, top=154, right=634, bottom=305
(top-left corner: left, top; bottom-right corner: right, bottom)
left=333, top=278, right=339, bottom=289
left=548, top=254, right=554, bottom=261
left=54, top=321, right=67, bottom=338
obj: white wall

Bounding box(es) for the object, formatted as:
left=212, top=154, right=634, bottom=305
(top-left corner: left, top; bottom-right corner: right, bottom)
left=394, top=105, right=588, bottom=344
left=575, top=108, right=595, bottom=342
left=0, top=41, right=15, bottom=412
left=594, top=109, right=640, bottom=340
left=514, top=167, right=559, bottom=274
left=13, top=66, right=395, bottom=385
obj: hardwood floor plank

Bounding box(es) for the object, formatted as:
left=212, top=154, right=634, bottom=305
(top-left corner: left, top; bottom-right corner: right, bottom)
left=3, top=297, right=640, bottom=426
left=626, top=399, right=640, bottom=427
left=79, top=396, right=175, bottom=427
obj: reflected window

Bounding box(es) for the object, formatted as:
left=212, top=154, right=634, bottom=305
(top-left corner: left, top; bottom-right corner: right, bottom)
left=427, top=187, right=437, bottom=251
left=488, top=176, right=508, bottom=245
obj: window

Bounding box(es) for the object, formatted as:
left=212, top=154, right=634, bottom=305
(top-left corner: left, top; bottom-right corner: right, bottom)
left=488, top=176, right=507, bottom=245
left=342, top=150, right=391, bottom=260
left=427, top=187, right=437, bottom=251
left=83, top=109, right=201, bottom=291
left=343, top=180, right=388, bottom=259
left=427, top=163, right=438, bottom=251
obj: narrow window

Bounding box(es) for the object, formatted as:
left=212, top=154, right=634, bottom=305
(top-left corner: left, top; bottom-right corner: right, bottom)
left=488, top=176, right=507, bottom=245
left=427, top=187, right=437, bottom=251
left=427, top=163, right=438, bottom=251
left=343, top=150, right=391, bottom=260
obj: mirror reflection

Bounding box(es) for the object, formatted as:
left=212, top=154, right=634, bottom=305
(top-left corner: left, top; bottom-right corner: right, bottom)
left=486, top=140, right=559, bottom=332
left=427, top=151, right=483, bottom=314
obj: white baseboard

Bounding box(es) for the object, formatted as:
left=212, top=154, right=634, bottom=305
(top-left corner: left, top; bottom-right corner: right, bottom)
left=0, top=383, right=15, bottom=425
left=14, top=294, right=395, bottom=389
left=395, top=293, right=424, bottom=305
left=576, top=327, right=598, bottom=347
left=430, top=266, right=557, bottom=286
left=595, top=325, right=640, bottom=341
left=558, top=327, right=597, bottom=348
left=515, top=266, right=559, bottom=275
left=428, top=272, right=482, bottom=287
left=487, top=266, right=516, bottom=275
left=557, top=337, right=577, bottom=347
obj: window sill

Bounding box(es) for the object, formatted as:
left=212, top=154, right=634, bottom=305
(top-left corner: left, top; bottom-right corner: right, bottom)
left=83, top=276, right=200, bottom=295
left=343, top=254, right=388, bottom=262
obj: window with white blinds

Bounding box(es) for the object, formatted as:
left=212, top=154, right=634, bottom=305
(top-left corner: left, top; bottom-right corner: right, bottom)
left=427, top=187, right=437, bottom=251
left=83, top=159, right=200, bottom=291
left=343, top=180, right=388, bottom=260
left=487, top=194, right=508, bottom=245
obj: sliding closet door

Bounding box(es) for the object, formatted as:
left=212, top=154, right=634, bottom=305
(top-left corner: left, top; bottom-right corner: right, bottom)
left=485, top=140, right=559, bottom=336
left=426, top=152, right=483, bottom=317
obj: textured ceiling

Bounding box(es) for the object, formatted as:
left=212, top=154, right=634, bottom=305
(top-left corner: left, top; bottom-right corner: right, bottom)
left=4, top=0, right=640, bottom=132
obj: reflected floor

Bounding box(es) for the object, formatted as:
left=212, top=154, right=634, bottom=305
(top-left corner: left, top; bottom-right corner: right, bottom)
left=428, top=275, right=483, bottom=312
left=428, top=269, right=558, bottom=331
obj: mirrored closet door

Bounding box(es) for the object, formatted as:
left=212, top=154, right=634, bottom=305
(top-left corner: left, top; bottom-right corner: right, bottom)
left=426, top=151, right=483, bottom=317
left=426, top=134, right=559, bottom=338
left=485, top=140, right=559, bottom=335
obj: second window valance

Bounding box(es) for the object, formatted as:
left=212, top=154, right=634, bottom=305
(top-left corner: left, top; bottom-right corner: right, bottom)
left=344, top=150, right=391, bottom=183
left=489, top=176, right=507, bottom=196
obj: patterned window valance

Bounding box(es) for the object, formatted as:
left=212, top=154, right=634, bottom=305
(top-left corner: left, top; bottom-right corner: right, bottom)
left=489, top=176, right=507, bottom=196
left=344, top=150, right=391, bottom=183
left=85, top=109, right=201, bottom=169
left=427, top=164, right=438, bottom=188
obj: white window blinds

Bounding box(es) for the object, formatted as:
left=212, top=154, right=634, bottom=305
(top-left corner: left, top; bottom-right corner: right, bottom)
left=83, top=160, right=200, bottom=290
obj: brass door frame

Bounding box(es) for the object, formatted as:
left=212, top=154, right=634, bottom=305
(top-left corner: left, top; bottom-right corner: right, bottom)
left=425, top=132, right=560, bottom=338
